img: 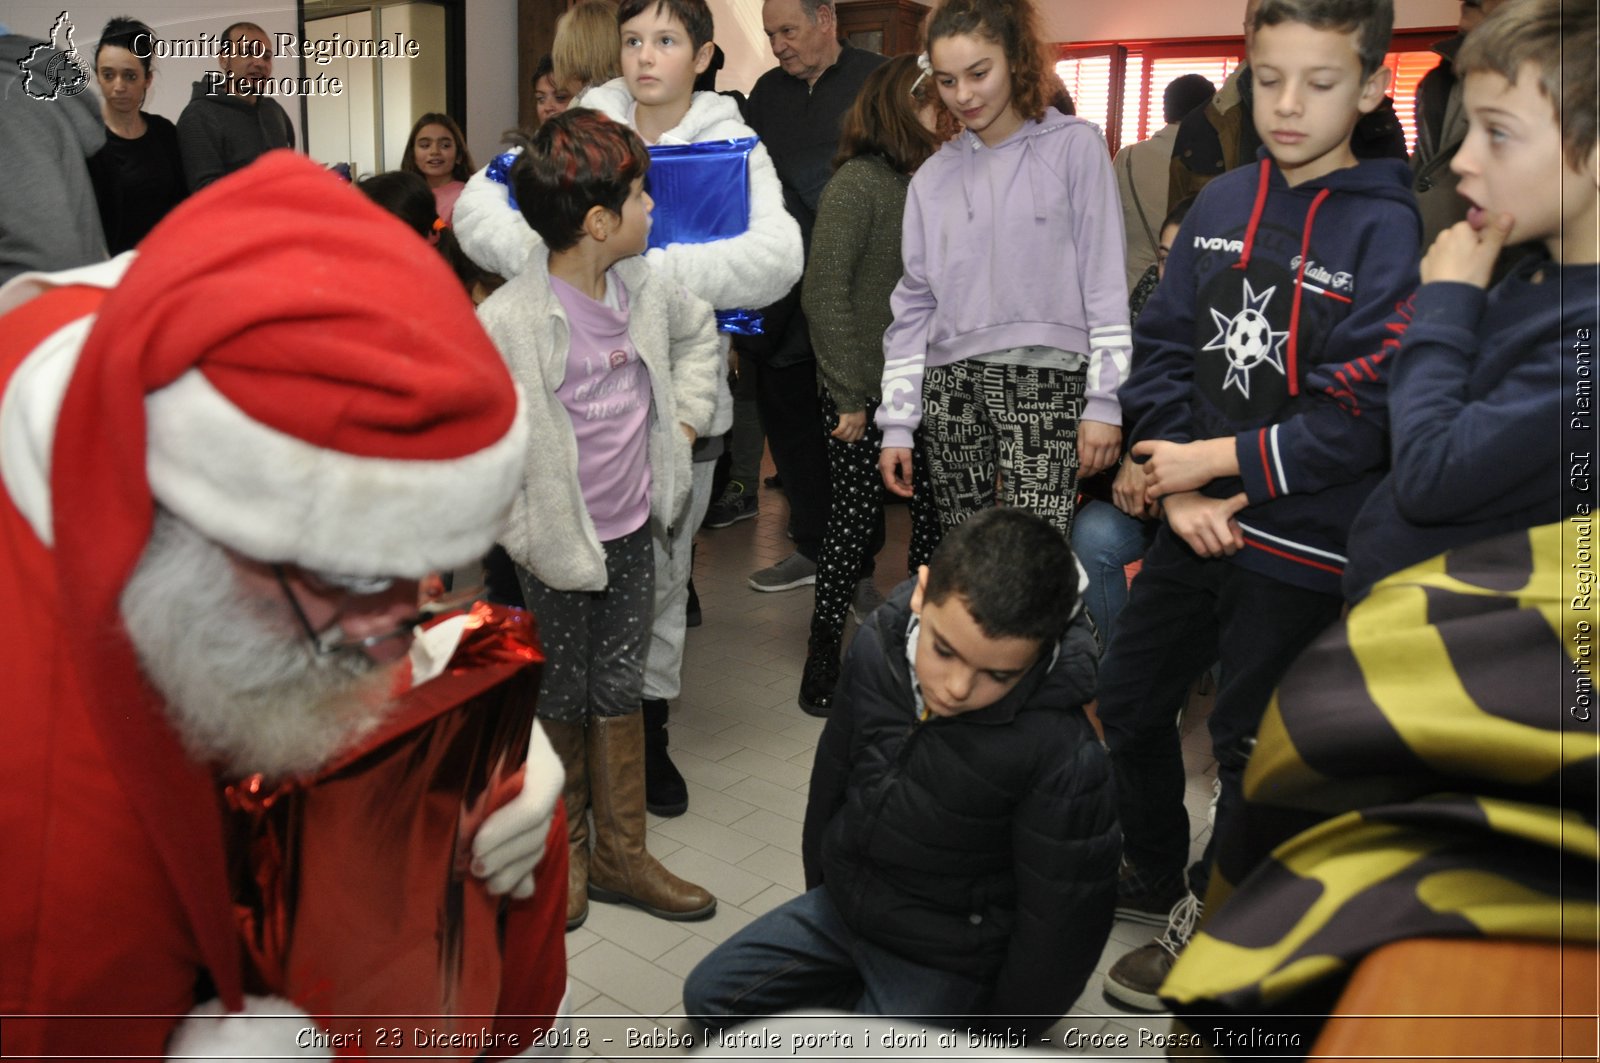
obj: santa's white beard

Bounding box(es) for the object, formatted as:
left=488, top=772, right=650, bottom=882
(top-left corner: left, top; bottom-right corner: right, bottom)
left=119, top=511, right=397, bottom=781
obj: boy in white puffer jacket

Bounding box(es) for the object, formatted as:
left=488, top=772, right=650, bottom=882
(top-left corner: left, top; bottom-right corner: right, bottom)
left=453, top=0, right=801, bottom=826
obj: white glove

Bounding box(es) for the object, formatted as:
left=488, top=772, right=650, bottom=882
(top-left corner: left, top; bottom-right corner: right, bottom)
left=472, top=718, right=564, bottom=900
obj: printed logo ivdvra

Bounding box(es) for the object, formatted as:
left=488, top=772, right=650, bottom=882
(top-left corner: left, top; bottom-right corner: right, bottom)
left=20, top=11, right=92, bottom=101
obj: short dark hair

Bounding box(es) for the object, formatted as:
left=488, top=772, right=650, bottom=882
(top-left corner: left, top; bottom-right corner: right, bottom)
left=532, top=53, right=556, bottom=86
left=617, top=0, right=715, bottom=52
left=1253, top=0, right=1393, bottom=78
left=923, top=508, right=1079, bottom=645
left=1162, top=73, right=1216, bottom=124
left=356, top=171, right=437, bottom=238
left=220, top=21, right=269, bottom=58
left=97, top=16, right=156, bottom=75
left=510, top=108, right=651, bottom=252
left=1163, top=194, right=1198, bottom=233
left=1458, top=0, right=1596, bottom=171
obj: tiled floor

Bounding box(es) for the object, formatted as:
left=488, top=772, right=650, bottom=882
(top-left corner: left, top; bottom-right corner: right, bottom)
left=564, top=469, right=1220, bottom=1059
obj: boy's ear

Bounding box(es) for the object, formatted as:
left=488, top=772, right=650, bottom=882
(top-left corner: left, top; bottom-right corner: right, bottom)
left=693, top=41, right=715, bottom=77
left=582, top=204, right=617, bottom=241
left=1357, top=63, right=1391, bottom=116
left=909, top=565, right=929, bottom=616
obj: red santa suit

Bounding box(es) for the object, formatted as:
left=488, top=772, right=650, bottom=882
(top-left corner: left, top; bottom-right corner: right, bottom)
left=0, top=153, right=560, bottom=1058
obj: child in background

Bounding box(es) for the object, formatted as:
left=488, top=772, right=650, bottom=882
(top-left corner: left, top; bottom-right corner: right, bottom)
left=1099, top=0, right=1421, bottom=1011
left=578, top=0, right=803, bottom=810
left=532, top=54, right=580, bottom=126
left=475, top=109, right=721, bottom=929
left=1344, top=0, right=1597, bottom=600
left=796, top=54, right=946, bottom=717
left=684, top=508, right=1118, bottom=1033
left=400, top=112, right=474, bottom=225
left=877, top=0, right=1130, bottom=539
left=1074, top=196, right=1195, bottom=652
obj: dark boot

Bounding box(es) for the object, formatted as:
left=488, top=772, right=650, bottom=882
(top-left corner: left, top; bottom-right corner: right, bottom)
left=587, top=713, right=716, bottom=921
left=642, top=698, right=688, bottom=817
left=685, top=578, right=702, bottom=627
left=542, top=718, right=590, bottom=930
left=798, top=636, right=841, bottom=718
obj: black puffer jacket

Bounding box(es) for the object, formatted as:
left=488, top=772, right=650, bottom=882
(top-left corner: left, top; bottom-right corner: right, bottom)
left=801, top=580, right=1119, bottom=1031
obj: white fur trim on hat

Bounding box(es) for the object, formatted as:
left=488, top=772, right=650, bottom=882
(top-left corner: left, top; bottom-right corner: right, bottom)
left=165, top=995, right=332, bottom=1060
left=0, top=315, right=92, bottom=546
left=146, top=370, right=529, bottom=578
left=0, top=252, right=135, bottom=317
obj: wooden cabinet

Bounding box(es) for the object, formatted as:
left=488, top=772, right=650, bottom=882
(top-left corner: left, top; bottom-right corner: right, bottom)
left=835, top=0, right=930, bottom=57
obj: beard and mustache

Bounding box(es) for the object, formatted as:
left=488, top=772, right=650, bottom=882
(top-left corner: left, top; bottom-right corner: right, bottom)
left=119, top=510, right=399, bottom=782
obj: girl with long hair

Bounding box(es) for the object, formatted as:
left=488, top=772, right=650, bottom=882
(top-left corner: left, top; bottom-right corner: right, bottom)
left=877, top=0, right=1130, bottom=541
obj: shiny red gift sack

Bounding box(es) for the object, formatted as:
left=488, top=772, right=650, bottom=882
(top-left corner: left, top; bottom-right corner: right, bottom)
left=223, top=603, right=567, bottom=1058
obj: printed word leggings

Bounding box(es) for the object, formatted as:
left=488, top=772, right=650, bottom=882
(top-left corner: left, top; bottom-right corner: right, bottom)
left=921, top=361, right=1085, bottom=539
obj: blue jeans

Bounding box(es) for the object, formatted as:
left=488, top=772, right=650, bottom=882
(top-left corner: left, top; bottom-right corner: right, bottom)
left=683, top=887, right=988, bottom=1032
left=1070, top=499, right=1153, bottom=651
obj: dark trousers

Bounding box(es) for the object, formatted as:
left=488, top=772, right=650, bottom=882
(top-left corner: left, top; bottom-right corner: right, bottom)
left=748, top=356, right=830, bottom=560
left=810, top=388, right=888, bottom=650
left=1095, top=526, right=1342, bottom=899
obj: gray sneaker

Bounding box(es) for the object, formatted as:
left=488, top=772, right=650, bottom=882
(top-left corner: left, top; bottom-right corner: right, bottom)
left=849, top=578, right=885, bottom=623
left=747, top=551, right=817, bottom=592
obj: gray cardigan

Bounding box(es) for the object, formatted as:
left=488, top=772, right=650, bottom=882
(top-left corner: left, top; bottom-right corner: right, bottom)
left=477, top=246, right=720, bottom=591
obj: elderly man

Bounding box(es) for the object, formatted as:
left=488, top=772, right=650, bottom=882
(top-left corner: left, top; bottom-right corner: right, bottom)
left=0, top=153, right=563, bottom=1058
left=176, top=21, right=295, bottom=190
left=737, top=0, right=886, bottom=596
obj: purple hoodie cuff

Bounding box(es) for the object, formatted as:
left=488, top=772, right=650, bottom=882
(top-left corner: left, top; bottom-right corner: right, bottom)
left=1081, top=396, right=1122, bottom=428
left=880, top=426, right=915, bottom=451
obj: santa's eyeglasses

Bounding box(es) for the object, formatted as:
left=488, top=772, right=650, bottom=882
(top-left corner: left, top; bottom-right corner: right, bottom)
left=271, top=564, right=423, bottom=657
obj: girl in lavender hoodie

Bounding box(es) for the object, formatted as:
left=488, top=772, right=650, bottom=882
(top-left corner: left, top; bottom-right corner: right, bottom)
left=876, top=0, right=1130, bottom=537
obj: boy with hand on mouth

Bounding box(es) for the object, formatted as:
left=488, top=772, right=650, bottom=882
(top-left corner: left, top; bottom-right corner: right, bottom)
left=683, top=508, right=1118, bottom=1035
left=1343, top=0, right=1598, bottom=600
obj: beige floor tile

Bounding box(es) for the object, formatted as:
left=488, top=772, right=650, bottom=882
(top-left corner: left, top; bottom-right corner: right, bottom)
left=585, top=901, right=694, bottom=962
left=654, top=811, right=767, bottom=865
left=736, top=844, right=806, bottom=892
left=659, top=848, right=770, bottom=907
left=721, top=748, right=810, bottom=790
left=723, top=776, right=810, bottom=821
left=728, top=808, right=803, bottom=854
left=569, top=940, right=684, bottom=1015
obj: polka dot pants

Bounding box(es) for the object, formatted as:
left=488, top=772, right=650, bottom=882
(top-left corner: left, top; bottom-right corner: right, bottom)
left=517, top=523, right=654, bottom=724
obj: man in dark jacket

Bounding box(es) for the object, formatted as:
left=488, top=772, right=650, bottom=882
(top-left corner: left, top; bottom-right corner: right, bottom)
left=734, top=0, right=887, bottom=595
left=176, top=22, right=295, bottom=191
left=684, top=509, right=1119, bottom=1034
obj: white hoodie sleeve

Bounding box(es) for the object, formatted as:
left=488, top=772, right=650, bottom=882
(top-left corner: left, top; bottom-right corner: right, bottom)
left=642, top=136, right=803, bottom=310
left=875, top=179, right=935, bottom=451
left=453, top=162, right=539, bottom=279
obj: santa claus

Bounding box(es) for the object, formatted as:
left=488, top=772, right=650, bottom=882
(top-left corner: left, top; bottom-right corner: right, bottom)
left=0, top=152, right=567, bottom=1058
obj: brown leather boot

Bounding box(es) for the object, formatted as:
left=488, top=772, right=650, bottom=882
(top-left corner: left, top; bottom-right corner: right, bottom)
left=542, top=717, right=590, bottom=930
left=586, top=713, right=716, bottom=921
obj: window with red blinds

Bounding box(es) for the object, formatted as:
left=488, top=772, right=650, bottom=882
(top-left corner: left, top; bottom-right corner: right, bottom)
left=1057, top=29, right=1447, bottom=157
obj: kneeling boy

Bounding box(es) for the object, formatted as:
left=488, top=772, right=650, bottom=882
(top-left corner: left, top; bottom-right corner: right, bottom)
left=684, top=508, right=1119, bottom=1033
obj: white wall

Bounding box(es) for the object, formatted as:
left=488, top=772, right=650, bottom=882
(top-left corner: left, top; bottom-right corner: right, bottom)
left=464, top=0, right=518, bottom=170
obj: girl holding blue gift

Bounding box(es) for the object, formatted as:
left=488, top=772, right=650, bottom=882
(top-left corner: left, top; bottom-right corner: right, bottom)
left=876, top=0, right=1130, bottom=539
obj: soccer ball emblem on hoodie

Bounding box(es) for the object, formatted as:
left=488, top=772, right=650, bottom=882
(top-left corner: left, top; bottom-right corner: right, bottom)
left=1205, top=279, right=1289, bottom=400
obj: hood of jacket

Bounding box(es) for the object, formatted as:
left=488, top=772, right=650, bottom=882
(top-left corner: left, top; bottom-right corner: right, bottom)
left=867, top=576, right=1099, bottom=727
left=932, top=106, right=1096, bottom=224
left=578, top=78, right=749, bottom=144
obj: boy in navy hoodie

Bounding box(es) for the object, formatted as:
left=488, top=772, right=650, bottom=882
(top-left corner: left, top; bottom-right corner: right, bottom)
left=1095, top=0, right=1421, bottom=1011
left=1344, top=0, right=1596, bottom=601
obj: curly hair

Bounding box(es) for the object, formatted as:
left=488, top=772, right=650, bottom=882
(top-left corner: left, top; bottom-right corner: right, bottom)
left=923, top=0, right=1054, bottom=124
left=509, top=108, right=650, bottom=252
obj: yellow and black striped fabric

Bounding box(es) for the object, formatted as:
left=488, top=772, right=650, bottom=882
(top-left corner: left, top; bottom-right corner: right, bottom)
left=1162, top=520, right=1599, bottom=1042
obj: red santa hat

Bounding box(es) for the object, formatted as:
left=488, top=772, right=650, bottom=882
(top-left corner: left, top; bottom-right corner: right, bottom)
left=0, top=151, right=527, bottom=1021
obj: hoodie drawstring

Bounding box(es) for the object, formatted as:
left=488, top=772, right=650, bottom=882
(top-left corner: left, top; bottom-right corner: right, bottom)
left=1232, top=158, right=1332, bottom=398
left=1285, top=188, right=1331, bottom=396
left=1232, top=160, right=1272, bottom=273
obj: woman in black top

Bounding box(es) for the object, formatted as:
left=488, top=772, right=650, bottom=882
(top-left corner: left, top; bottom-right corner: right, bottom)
left=88, top=17, right=186, bottom=253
